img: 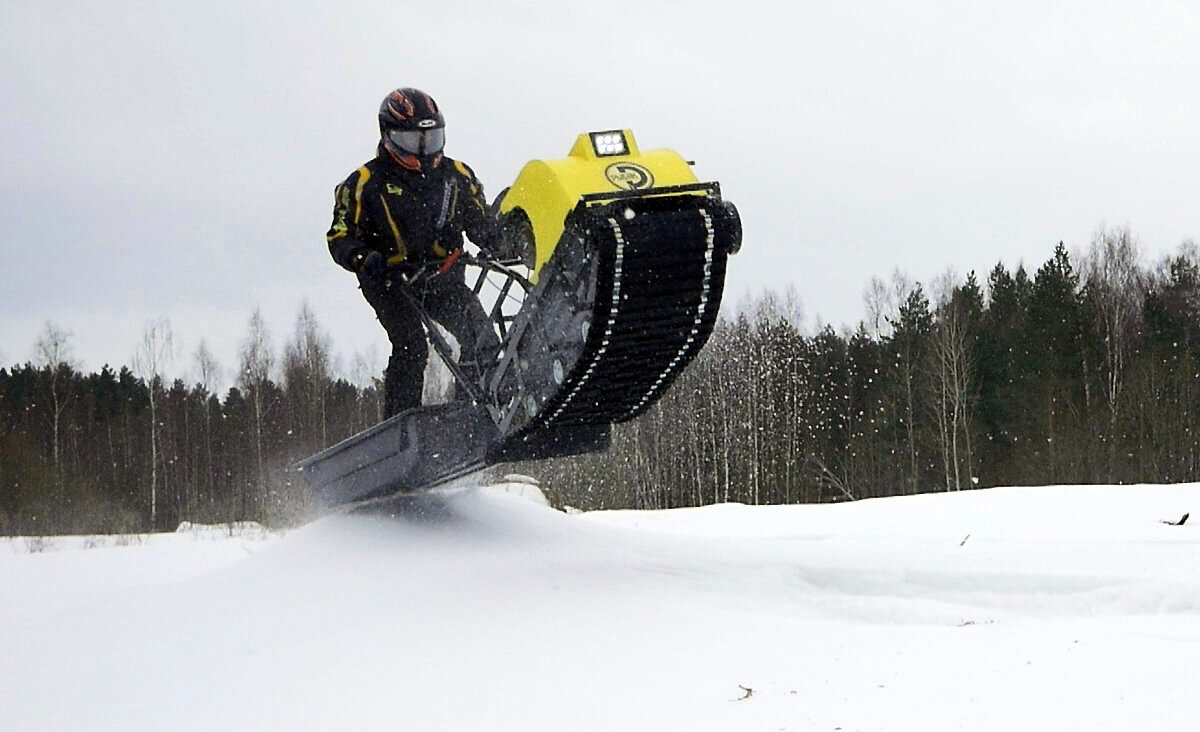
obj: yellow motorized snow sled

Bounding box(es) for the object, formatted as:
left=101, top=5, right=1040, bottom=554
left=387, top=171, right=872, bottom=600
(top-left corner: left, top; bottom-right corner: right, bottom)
left=294, top=129, right=741, bottom=508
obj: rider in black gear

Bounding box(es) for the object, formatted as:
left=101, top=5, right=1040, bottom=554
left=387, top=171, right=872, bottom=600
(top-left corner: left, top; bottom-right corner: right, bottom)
left=327, top=88, right=501, bottom=418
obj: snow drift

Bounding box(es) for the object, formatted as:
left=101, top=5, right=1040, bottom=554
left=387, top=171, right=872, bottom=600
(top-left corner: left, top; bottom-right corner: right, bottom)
left=3, top=483, right=1199, bottom=731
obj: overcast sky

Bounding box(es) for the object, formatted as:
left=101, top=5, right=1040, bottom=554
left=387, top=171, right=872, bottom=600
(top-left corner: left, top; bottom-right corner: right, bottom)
left=3, top=0, right=1198, bottom=389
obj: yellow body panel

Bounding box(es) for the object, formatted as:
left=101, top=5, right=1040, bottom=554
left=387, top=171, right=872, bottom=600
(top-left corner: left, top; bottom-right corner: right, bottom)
left=499, top=130, right=700, bottom=277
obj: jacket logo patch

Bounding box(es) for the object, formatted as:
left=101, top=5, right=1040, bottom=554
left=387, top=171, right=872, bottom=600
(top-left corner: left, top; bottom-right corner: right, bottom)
left=386, top=183, right=403, bottom=195
left=605, top=162, right=654, bottom=190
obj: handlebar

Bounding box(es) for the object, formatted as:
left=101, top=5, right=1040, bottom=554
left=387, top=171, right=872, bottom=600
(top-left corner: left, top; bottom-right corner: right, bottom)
left=380, top=250, right=530, bottom=287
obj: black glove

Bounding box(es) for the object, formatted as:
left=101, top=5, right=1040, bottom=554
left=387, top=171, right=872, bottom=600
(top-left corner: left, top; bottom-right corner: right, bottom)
left=353, top=250, right=387, bottom=280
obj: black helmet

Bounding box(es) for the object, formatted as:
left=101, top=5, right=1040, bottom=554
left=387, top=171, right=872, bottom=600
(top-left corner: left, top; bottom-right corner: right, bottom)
left=378, top=88, right=445, bottom=170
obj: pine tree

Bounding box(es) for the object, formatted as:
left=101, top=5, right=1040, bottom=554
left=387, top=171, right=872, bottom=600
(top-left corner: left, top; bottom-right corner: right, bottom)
left=1026, top=243, right=1087, bottom=482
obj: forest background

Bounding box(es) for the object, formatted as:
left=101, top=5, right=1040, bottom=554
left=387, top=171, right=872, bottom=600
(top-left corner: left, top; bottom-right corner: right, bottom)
left=4, top=225, right=1199, bottom=535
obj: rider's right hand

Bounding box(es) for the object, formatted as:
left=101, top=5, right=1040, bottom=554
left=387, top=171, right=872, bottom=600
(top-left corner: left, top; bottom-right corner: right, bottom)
left=354, top=250, right=388, bottom=281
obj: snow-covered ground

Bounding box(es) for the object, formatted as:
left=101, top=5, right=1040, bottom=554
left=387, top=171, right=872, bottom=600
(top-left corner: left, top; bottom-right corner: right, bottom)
left=3, top=483, right=1198, bottom=731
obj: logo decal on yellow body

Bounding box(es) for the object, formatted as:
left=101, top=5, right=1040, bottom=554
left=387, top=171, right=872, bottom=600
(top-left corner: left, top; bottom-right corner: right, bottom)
left=605, top=162, right=654, bottom=190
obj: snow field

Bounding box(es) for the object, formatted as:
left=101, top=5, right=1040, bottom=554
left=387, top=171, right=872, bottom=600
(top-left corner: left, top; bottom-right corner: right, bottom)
left=2, top=484, right=1198, bottom=731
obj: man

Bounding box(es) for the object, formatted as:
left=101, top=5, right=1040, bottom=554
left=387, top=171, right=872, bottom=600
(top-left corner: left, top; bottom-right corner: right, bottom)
left=327, top=87, right=501, bottom=419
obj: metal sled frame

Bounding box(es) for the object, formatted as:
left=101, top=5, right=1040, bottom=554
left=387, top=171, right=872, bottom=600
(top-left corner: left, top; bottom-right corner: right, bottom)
left=401, top=256, right=534, bottom=406
left=293, top=256, right=544, bottom=507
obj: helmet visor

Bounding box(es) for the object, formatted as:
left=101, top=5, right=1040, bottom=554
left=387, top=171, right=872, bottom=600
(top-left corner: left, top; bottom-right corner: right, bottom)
left=388, top=127, right=445, bottom=155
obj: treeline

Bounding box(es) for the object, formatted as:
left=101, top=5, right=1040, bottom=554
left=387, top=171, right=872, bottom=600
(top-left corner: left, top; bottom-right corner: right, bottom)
left=3, top=228, right=1199, bottom=532
left=542, top=228, right=1200, bottom=510
left=0, top=306, right=387, bottom=535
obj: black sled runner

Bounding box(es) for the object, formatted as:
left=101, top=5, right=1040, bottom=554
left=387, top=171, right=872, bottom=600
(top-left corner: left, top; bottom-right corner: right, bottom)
left=293, top=130, right=741, bottom=509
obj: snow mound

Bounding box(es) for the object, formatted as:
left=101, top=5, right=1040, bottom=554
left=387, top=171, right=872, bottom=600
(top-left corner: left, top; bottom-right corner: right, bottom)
left=175, top=520, right=269, bottom=536
left=480, top=473, right=549, bottom=505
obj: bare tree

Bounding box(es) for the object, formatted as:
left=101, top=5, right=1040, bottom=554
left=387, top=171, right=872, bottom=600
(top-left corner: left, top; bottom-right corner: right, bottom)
left=863, top=275, right=891, bottom=340
left=282, top=301, right=334, bottom=449
left=930, top=272, right=978, bottom=490
left=1083, top=225, right=1144, bottom=479
left=238, top=309, right=274, bottom=512
left=33, top=322, right=76, bottom=480
left=193, top=340, right=221, bottom=506
left=193, top=340, right=222, bottom=396
left=350, top=345, right=383, bottom=428
left=132, top=317, right=174, bottom=529
left=779, top=284, right=806, bottom=330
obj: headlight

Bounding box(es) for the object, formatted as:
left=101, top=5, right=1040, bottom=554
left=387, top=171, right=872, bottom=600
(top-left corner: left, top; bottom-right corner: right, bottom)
left=589, top=130, right=628, bottom=157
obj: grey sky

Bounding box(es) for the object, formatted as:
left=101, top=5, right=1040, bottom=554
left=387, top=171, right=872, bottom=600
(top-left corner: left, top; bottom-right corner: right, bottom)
left=2, top=0, right=1197, bottom=388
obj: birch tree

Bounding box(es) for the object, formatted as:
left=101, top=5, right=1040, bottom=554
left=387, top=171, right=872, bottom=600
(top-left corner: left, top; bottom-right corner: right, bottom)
left=1082, top=225, right=1144, bottom=479
left=193, top=340, right=221, bottom=507
left=282, top=302, right=334, bottom=451
left=132, top=317, right=174, bottom=529
left=33, top=322, right=76, bottom=481
left=931, top=273, right=981, bottom=490
left=238, top=309, right=274, bottom=513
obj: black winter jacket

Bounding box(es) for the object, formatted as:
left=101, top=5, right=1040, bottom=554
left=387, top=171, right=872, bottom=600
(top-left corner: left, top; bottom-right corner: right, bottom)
left=327, top=148, right=497, bottom=272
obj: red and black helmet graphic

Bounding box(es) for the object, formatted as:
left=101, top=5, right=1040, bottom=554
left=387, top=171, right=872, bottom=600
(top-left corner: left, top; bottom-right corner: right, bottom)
left=378, top=88, right=446, bottom=171
left=378, top=88, right=444, bottom=133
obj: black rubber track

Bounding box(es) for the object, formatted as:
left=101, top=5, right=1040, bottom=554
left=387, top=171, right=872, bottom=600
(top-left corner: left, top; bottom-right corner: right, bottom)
left=518, top=201, right=730, bottom=434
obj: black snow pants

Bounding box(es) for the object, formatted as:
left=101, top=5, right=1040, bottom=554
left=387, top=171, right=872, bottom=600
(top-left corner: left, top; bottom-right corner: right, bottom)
left=359, top=263, right=500, bottom=418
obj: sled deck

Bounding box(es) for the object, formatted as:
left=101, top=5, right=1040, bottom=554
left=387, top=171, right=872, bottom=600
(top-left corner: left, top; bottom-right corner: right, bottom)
left=296, top=403, right=499, bottom=506
left=294, top=130, right=740, bottom=509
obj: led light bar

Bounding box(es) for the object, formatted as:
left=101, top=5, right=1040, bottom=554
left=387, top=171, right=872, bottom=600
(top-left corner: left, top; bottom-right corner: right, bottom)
left=589, top=130, right=628, bottom=157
